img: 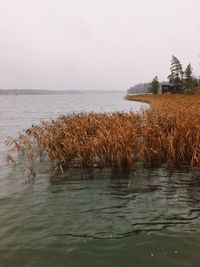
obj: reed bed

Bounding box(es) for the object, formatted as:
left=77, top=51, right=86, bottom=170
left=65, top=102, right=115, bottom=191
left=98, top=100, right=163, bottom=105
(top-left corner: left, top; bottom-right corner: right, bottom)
left=6, top=93, right=200, bottom=175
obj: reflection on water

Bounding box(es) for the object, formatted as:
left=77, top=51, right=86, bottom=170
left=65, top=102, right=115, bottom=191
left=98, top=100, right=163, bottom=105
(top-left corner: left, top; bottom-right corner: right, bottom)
left=1, top=165, right=200, bottom=266
left=1, top=95, right=200, bottom=266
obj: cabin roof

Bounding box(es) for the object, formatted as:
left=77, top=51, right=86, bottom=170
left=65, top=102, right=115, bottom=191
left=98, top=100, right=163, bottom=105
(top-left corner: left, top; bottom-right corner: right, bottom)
left=161, top=82, right=171, bottom=86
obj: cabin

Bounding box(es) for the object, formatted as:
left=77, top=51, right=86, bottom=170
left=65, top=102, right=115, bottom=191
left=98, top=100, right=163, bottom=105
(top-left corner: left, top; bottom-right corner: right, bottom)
left=161, top=83, right=176, bottom=93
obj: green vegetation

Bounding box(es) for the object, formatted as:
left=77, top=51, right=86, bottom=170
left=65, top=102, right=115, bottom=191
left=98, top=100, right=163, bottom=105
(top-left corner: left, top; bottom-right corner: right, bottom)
left=168, top=55, right=184, bottom=93
left=148, top=76, right=160, bottom=94
left=127, top=55, right=199, bottom=95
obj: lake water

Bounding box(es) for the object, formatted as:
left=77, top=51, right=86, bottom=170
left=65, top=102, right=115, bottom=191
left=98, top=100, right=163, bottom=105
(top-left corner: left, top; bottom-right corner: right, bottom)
left=1, top=94, right=200, bottom=267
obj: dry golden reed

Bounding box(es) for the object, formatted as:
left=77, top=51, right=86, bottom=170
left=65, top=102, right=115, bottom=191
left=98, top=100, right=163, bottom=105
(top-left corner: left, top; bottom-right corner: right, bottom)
left=6, top=92, right=200, bottom=174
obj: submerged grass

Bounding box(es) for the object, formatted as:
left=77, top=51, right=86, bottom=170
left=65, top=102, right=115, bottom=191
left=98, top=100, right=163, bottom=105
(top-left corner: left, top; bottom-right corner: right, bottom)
left=5, top=92, right=200, bottom=175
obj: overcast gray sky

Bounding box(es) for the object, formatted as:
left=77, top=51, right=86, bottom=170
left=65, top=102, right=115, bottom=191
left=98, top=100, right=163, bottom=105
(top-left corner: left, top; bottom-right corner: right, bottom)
left=0, top=0, right=200, bottom=90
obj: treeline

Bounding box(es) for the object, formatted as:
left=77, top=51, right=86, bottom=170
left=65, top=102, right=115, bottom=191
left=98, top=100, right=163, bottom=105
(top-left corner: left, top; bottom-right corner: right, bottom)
left=0, top=89, right=124, bottom=95
left=128, top=55, right=200, bottom=95
left=168, top=56, right=199, bottom=93
left=148, top=56, right=200, bottom=94
left=127, top=83, right=150, bottom=94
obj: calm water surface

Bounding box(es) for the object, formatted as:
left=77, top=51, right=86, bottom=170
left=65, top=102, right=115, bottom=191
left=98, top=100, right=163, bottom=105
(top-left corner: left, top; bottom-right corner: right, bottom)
left=0, top=94, right=200, bottom=267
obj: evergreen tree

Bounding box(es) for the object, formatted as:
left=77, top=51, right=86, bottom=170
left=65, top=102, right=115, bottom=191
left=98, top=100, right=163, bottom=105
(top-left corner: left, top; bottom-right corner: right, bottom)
left=148, top=76, right=160, bottom=94
left=168, top=55, right=184, bottom=92
left=184, top=63, right=194, bottom=89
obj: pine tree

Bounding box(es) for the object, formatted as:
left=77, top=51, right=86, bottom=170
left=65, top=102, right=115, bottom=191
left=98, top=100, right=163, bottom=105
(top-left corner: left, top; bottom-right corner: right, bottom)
left=148, top=76, right=160, bottom=94
left=168, top=55, right=184, bottom=93
left=184, top=63, right=194, bottom=89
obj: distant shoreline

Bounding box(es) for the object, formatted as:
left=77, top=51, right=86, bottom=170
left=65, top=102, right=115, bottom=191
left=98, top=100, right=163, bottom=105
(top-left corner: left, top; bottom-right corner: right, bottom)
left=0, top=89, right=124, bottom=96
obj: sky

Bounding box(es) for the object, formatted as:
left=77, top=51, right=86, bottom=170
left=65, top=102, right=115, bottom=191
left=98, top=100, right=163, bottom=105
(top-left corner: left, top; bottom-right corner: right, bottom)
left=0, top=0, right=200, bottom=90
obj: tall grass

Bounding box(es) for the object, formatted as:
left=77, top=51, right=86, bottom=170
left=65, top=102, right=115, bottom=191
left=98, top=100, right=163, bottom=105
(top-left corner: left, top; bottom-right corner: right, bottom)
left=6, top=93, right=200, bottom=175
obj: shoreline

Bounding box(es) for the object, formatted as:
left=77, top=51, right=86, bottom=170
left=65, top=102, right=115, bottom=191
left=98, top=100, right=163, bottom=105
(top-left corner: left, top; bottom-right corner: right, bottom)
left=6, top=92, right=200, bottom=176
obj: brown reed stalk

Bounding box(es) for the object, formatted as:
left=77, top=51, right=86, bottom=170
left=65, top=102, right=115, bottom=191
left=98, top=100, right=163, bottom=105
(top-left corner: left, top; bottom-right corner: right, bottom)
left=6, top=92, right=200, bottom=175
